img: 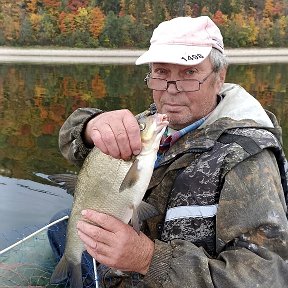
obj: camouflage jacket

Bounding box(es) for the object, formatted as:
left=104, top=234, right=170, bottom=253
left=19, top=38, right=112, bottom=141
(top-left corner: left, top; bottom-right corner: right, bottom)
left=59, top=84, right=288, bottom=287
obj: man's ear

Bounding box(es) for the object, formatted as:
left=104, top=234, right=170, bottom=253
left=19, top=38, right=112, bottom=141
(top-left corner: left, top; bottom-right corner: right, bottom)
left=217, top=68, right=227, bottom=90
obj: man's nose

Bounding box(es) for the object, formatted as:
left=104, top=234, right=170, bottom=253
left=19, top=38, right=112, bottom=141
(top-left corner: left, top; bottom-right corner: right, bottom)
left=166, top=81, right=179, bottom=93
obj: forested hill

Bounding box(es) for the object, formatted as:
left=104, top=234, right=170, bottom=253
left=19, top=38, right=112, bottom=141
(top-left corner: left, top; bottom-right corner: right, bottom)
left=0, top=0, right=287, bottom=48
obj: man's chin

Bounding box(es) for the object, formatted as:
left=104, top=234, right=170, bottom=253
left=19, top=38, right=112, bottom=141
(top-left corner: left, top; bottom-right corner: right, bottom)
left=167, top=117, right=188, bottom=130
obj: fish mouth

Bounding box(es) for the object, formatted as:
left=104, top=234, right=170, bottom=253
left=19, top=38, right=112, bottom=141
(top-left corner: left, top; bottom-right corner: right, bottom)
left=158, top=113, right=169, bottom=124
left=156, top=113, right=169, bottom=130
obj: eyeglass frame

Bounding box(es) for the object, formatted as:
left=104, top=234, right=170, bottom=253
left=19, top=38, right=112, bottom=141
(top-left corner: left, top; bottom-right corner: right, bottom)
left=144, top=70, right=215, bottom=92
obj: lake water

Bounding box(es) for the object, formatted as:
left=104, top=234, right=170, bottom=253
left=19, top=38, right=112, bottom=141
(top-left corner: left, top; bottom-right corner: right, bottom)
left=0, top=62, right=288, bottom=249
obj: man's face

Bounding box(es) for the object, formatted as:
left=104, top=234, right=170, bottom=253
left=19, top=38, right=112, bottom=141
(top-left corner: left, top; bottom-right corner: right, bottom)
left=151, top=57, right=226, bottom=130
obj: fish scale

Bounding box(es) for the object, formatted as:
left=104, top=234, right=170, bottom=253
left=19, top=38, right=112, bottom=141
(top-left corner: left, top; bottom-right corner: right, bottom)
left=50, top=112, right=169, bottom=288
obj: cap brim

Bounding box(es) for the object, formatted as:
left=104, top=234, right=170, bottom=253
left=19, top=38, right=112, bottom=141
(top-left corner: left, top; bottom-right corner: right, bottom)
left=135, top=45, right=212, bottom=65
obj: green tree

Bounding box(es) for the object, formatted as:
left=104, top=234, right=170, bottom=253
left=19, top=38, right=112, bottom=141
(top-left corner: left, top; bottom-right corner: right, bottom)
left=38, top=13, right=59, bottom=45
left=94, top=0, right=121, bottom=15
left=219, top=0, right=233, bottom=15
left=18, top=17, right=33, bottom=45
left=152, top=1, right=167, bottom=27
left=271, top=16, right=288, bottom=46
left=99, top=12, right=134, bottom=47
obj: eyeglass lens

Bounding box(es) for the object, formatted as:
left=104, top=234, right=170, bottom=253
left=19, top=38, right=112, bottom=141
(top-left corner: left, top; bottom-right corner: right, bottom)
left=146, top=71, right=214, bottom=92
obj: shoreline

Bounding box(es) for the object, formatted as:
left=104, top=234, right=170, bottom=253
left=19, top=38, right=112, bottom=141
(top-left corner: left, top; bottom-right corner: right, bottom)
left=0, top=47, right=288, bottom=64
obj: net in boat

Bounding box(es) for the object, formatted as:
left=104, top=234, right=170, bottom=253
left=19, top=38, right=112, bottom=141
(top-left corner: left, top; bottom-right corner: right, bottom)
left=0, top=217, right=98, bottom=288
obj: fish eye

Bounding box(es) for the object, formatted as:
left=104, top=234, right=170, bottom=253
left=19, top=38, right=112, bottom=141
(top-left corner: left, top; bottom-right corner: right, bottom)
left=139, top=123, right=146, bottom=131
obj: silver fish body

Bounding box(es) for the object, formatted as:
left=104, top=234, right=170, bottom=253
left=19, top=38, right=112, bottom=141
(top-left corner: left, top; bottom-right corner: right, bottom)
left=50, top=112, right=168, bottom=288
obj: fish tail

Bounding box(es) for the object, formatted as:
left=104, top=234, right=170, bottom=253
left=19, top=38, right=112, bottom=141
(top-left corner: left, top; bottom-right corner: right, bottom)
left=50, top=255, right=83, bottom=288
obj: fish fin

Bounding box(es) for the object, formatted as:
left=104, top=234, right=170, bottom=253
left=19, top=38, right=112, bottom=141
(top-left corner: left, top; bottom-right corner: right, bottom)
left=50, top=255, right=83, bottom=288
left=131, top=205, right=141, bottom=234
left=119, top=159, right=140, bottom=193
left=50, top=255, right=69, bottom=283
left=48, top=173, right=78, bottom=195
left=138, top=201, right=159, bottom=221
left=130, top=202, right=159, bottom=234
left=70, top=264, right=83, bottom=288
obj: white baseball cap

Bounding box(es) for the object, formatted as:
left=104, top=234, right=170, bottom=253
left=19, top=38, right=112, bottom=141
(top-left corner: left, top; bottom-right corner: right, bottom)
left=136, top=16, right=224, bottom=66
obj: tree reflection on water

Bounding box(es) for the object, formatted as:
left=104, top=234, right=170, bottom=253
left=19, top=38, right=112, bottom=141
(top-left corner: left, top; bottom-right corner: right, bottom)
left=0, top=63, right=288, bottom=182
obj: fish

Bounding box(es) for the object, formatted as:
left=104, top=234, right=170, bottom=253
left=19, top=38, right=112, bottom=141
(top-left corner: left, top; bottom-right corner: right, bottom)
left=49, top=111, right=169, bottom=288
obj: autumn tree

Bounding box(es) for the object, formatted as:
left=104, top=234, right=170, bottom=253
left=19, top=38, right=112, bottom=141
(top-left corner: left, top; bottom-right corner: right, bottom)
left=0, top=1, right=22, bottom=43
left=1, top=0, right=288, bottom=48
left=26, top=0, right=39, bottom=13
left=212, top=10, right=228, bottom=26
left=263, top=0, right=275, bottom=18
left=42, top=0, right=61, bottom=9
left=89, top=7, right=105, bottom=38
left=67, top=0, right=88, bottom=13
left=222, top=13, right=259, bottom=47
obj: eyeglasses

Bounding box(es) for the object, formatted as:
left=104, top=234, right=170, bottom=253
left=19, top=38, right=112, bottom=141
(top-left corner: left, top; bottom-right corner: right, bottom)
left=144, top=70, right=215, bottom=92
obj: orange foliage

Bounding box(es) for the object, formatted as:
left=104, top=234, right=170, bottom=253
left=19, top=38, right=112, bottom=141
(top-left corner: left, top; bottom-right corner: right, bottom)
left=20, top=124, right=31, bottom=136
left=42, top=122, right=55, bottom=134
left=40, top=109, right=49, bottom=119
left=89, top=8, right=105, bottom=38
left=260, top=16, right=273, bottom=30
left=0, top=2, right=21, bottom=41
left=42, top=0, right=61, bottom=8
left=49, top=104, right=66, bottom=123
left=201, top=6, right=211, bottom=16
left=30, top=13, right=43, bottom=31
left=212, top=10, right=228, bottom=26
left=263, top=0, right=274, bottom=18
left=8, top=134, right=35, bottom=149
left=58, top=12, right=76, bottom=33
left=232, top=13, right=245, bottom=26
left=91, top=74, right=106, bottom=99
left=119, top=0, right=126, bottom=17
left=27, top=0, right=38, bottom=13
left=61, top=77, right=78, bottom=96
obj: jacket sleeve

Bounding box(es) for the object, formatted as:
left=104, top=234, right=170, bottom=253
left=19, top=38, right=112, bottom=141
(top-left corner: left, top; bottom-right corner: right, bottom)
left=143, top=149, right=288, bottom=288
left=58, top=107, right=103, bottom=166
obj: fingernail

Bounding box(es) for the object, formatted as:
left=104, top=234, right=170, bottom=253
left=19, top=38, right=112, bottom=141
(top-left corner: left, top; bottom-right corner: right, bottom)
left=81, top=210, right=87, bottom=216
left=133, top=149, right=141, bottom=155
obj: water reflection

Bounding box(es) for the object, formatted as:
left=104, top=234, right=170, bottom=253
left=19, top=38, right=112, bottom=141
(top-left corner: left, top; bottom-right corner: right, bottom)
left=0, top=63, right=288, bottom=182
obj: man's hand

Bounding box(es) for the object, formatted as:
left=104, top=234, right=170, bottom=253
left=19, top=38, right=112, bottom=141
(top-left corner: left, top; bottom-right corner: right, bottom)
left=77, top=209, right=154, bottom=275
left=84, top=109, right=141, bottom=160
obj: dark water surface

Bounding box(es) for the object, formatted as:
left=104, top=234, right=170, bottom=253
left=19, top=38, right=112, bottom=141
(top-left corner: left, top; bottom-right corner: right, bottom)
left=0, top=62, right=288, bottom=249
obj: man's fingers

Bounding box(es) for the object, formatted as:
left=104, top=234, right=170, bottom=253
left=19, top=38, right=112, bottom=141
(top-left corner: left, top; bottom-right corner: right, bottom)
left=90, top=129, right=108, bottom=155
left=108, top=126, right=132, bottom=160
left=122, top=114, right=141, bottom=156
left=78, top=229, right=109, bottom=251
left=99, top=124, right=123, bottom=158
left=85, top=246, right=117, bottom=268
left=77, top=219, right=113, bottom=246
left=84, top=109, right=140, bottom=160
left=81, top=210, right=123, bottom=233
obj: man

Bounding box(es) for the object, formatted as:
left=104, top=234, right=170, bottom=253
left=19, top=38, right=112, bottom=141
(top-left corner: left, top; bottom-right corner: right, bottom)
left=49, top=16, right=288, bottom=287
